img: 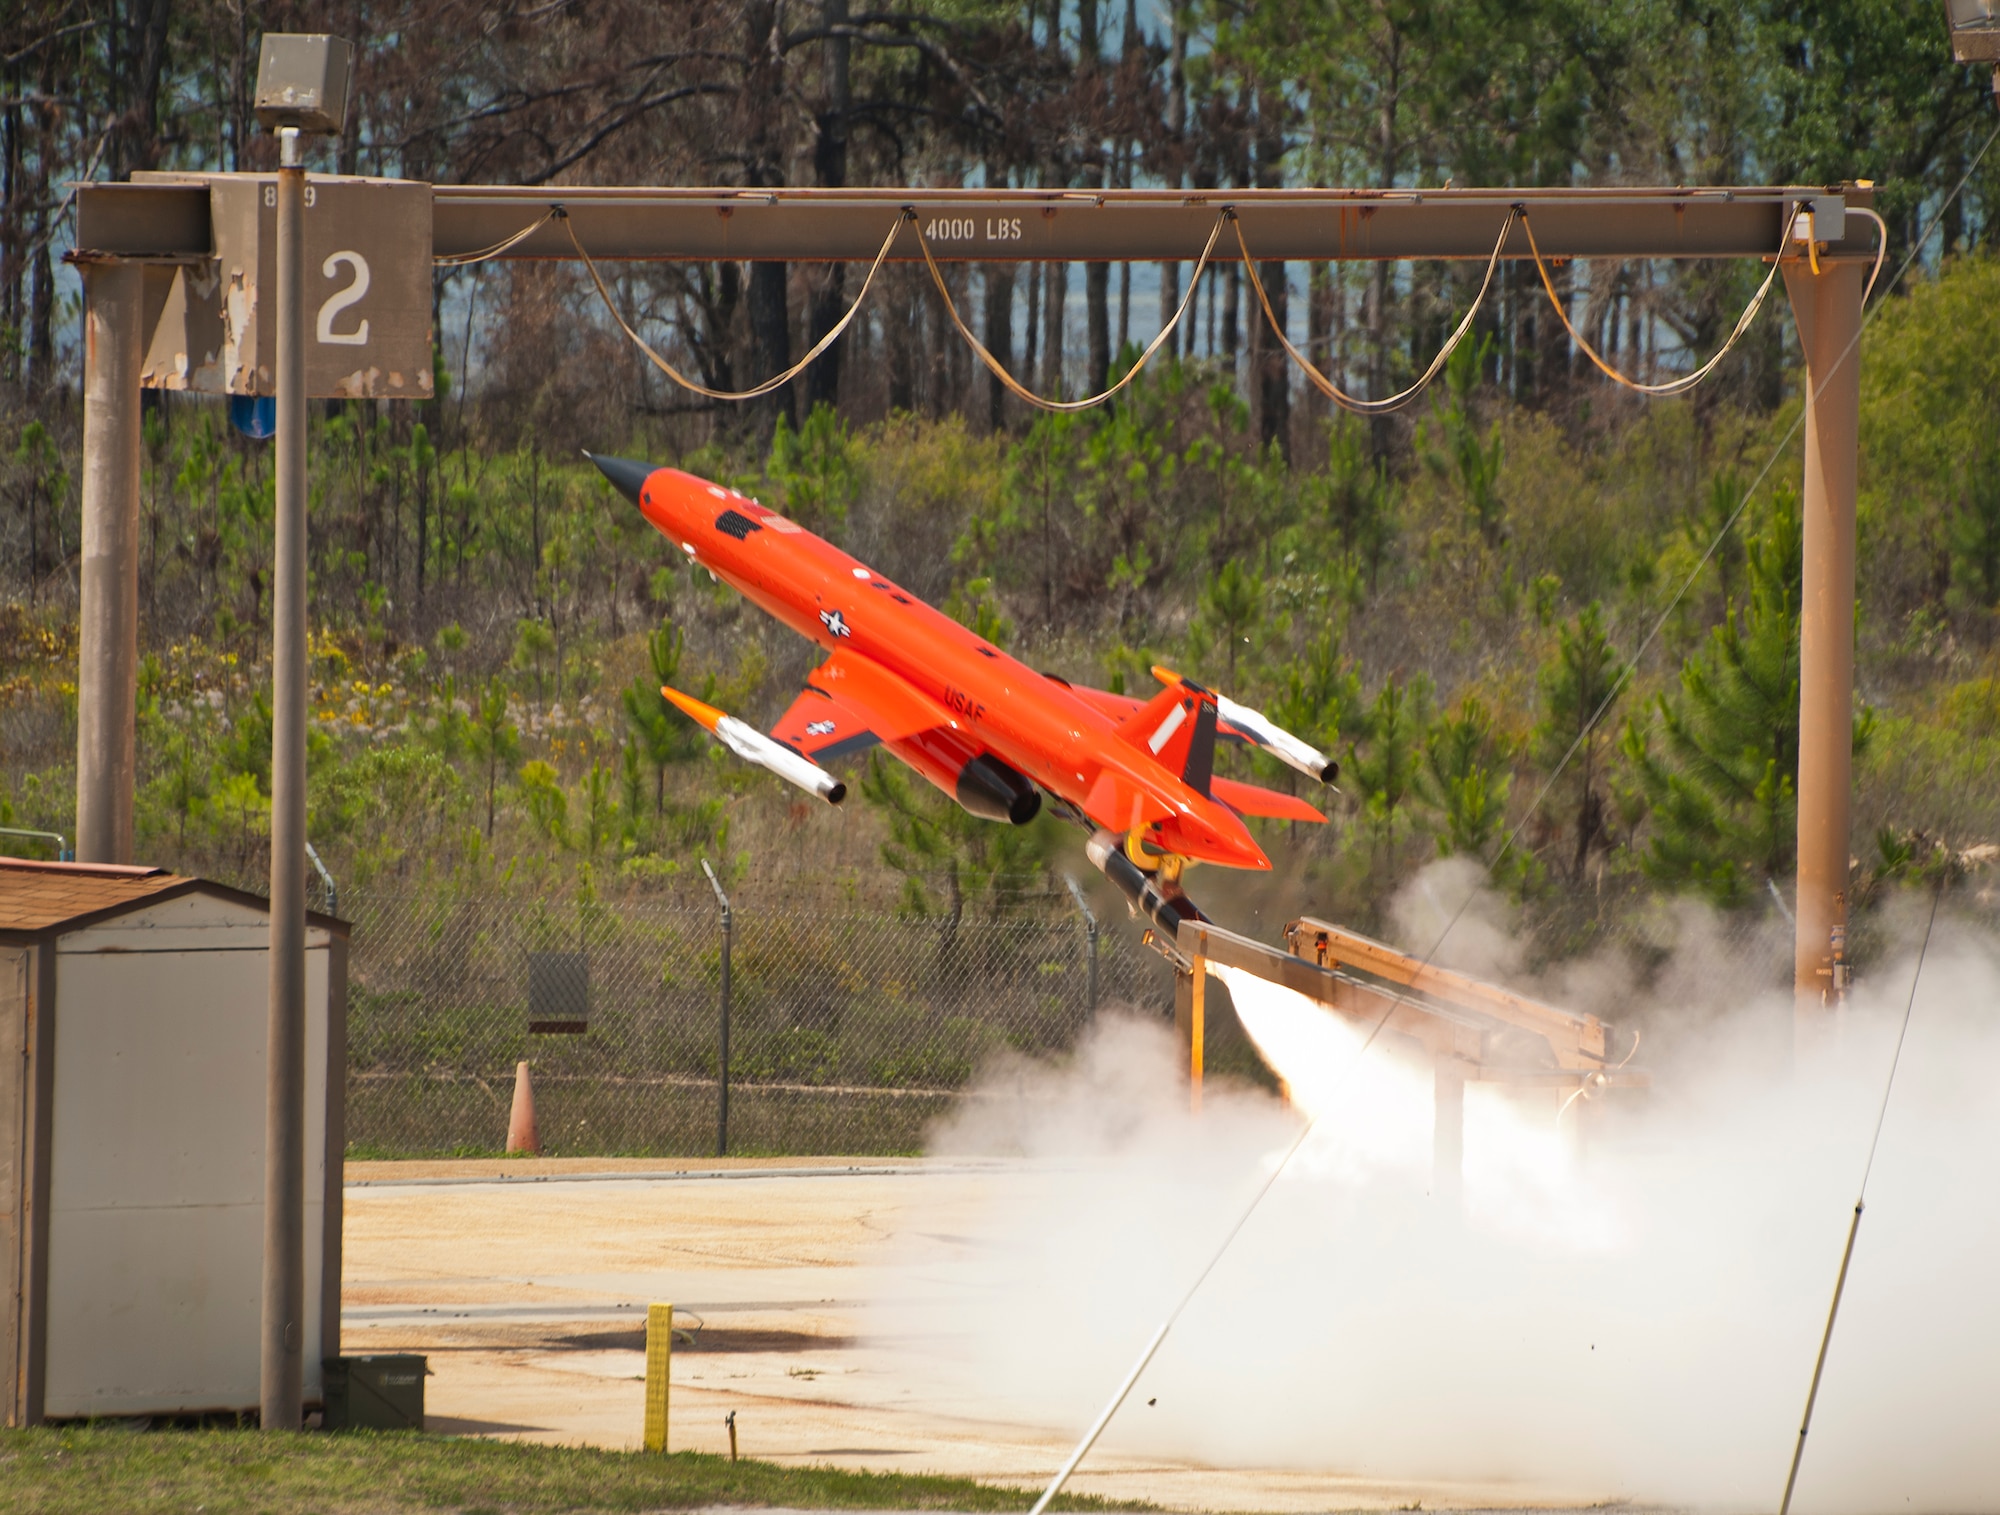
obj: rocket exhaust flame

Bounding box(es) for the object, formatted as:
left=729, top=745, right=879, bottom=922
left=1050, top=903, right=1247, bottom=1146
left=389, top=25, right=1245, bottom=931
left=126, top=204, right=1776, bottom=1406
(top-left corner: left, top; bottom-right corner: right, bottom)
left=661, top=683, right=846, bottom=805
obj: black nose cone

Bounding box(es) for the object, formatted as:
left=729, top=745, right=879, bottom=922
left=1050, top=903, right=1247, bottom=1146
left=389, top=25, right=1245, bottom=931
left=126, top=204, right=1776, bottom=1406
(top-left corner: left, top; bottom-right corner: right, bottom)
left=584, top=451, right=654, bottom=507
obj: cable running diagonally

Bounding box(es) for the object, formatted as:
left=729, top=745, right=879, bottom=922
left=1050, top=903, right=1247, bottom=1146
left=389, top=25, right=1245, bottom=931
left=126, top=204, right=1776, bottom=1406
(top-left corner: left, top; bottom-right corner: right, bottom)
left=567, top=210, right=905, bottom=402
left=1232, top=208, right=1516, bottom=414
left=911, top=210, right=1230, bottom=412
left=1776, top=874, right=1945, bottom=1515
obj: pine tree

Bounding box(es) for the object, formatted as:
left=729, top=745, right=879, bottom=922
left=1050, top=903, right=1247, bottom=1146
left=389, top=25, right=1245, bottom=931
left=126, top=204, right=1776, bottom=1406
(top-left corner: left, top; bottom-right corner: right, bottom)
left=1948, top=464, right=2000, bottom=618
left=468, top=678, right=522, bottom=840
left=622, top=622, right=698, bottom=817
left=1420, top=336, right=1504, bottom=547
left=1622, top=487, right=1863, bottom=905
left=1422, top=694, right=1513, bottom=867
left=1347, top=675, right=1431, bottom=853
left=1193, top=559, right=1266, bottom=687
left=1531, top=602, right=1623, bottom=883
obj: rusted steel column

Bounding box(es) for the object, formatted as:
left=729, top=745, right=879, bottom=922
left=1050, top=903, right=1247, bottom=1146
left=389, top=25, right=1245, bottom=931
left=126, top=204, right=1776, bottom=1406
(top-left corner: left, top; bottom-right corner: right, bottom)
left=262, top=128, right=308, bottom=1433
left=1433, top=1060, right=1466, bottom=1208
left=1782, top=258, right=1866, bottom=1039
left=75, top=260, right=144, bottom=865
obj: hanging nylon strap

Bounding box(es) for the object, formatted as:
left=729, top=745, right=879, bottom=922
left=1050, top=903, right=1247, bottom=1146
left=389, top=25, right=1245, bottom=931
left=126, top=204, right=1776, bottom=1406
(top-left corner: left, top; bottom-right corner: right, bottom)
left=566, top=208, right=905, bottom=402
left=912, top=210, right=1229, bottom=412
left=434, top=207, right=563, bottom=268
left=1233, top=207, right=1516, bottom=415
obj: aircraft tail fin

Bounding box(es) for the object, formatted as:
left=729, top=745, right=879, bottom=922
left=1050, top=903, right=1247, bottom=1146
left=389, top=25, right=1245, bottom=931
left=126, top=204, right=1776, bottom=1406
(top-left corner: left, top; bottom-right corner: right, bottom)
left=1116, top=681, right=1218, bottom=797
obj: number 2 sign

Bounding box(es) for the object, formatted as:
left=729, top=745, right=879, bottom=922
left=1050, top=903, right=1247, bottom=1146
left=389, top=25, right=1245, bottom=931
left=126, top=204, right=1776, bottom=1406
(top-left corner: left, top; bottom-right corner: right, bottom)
left=206, top=174, right=433, bottom=399
left=317, top=252, right=371, bottom=345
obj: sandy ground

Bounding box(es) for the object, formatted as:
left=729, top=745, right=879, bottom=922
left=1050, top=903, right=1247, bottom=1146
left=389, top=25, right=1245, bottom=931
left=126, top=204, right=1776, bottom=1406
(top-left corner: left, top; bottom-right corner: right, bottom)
left=342, top=1159, right=1600, bottom=1512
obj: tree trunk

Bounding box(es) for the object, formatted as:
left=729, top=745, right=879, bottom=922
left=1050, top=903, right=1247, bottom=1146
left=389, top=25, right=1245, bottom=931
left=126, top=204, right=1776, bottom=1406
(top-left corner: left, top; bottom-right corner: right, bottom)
left=108, top=0, right=176, bottom=181
left=743, top=3, right=793, bottom=438
left=1253, top=89, right=1290, bottom=459
left=1367, top=29, right=1403, bottom=461
left=1023, top=260, right=1041, bottom=390
left=28, top=220, right=53, bottom=380
left=984, top=259, right=1014, bottom=431
left=1076, top=1, right=1106, bottom=393
left=804, top=0, right=852, bottom=415
left=1305, top=262, right=1332, bottom=425
left=1222, top=265, right=1239, bottom=377
left=1160, top=5, right=1187, bottom=357
left=1043, top=261, right=1067, bottom=397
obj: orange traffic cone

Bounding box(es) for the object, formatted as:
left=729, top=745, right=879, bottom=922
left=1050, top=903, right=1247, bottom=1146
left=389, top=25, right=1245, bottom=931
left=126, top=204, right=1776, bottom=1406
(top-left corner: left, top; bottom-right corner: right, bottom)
left=506, top=1060, right=539, bottom=1154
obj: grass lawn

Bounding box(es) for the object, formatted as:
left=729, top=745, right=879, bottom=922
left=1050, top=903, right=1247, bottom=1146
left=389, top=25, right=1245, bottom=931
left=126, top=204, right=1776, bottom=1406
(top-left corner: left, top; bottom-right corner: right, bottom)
left=0, top=1427, right=1138, bottom=1515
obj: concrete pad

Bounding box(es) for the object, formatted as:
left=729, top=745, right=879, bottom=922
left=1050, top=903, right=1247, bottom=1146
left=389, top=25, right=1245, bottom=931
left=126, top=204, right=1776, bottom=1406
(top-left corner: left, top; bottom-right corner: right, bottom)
left=341, top=1160, right=1597, bottom=1512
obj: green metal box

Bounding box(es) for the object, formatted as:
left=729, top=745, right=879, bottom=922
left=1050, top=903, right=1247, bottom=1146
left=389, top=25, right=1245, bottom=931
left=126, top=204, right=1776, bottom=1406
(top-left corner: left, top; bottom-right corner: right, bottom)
left=322, top=1354, right=425, bottom=1431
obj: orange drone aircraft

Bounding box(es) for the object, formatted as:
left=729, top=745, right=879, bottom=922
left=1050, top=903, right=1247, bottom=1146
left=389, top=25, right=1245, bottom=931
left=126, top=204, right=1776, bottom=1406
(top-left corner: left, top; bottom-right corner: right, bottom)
left=591, top=454, right=1337, bottom=932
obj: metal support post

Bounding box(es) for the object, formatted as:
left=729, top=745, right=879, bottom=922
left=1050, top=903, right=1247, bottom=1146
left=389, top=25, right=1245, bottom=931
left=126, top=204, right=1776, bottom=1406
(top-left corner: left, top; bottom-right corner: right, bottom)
left=75, top=260, right=144, bottom=864
left=1189, top=958, right=1205, bottom=1114
left=261, top=125, right=308, bottom=1432
left=702, top=859, right=732, bottom=1157
left=1782, top=257, right=1865, bottom=1041
left=1064, top=875, right=1099, bottom=1019
left=1433, top=1060, right=1466, bottom=1208
left=1085, top=916, right=1099, bottom=1019
left=306, top=840, right=337, bottom=919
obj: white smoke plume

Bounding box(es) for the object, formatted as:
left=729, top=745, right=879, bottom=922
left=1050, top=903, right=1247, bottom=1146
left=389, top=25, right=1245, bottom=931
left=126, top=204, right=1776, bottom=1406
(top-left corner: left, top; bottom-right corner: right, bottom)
left=871, top=875, right=2000, bottom=1511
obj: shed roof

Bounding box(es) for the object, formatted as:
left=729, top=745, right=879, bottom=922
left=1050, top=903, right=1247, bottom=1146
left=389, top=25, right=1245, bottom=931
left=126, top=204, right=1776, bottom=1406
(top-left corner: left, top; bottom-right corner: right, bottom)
left=0, top=857, right=188, bottom=934
left=0, top=856, right=348, bottom=940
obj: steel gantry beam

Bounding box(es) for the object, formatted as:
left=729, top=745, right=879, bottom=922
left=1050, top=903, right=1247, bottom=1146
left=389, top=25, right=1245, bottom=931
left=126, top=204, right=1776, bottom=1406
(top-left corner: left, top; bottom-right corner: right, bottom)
left=67, top=177, right=1873, bottom=1039
left=77, top=180, right=1875, bottom=264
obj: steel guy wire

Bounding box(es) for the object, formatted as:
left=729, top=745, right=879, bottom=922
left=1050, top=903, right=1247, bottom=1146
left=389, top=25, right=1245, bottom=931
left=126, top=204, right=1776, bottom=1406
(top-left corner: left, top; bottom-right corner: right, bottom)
left=1776, top=872, right=1946, bottom=1515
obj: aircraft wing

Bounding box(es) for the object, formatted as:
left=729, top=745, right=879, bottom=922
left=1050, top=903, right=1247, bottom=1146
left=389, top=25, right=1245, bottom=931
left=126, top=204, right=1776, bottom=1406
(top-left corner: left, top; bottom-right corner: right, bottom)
left=770, top=650, right=950, bottom=763
left=1211, top=775, right=1325, bottom=823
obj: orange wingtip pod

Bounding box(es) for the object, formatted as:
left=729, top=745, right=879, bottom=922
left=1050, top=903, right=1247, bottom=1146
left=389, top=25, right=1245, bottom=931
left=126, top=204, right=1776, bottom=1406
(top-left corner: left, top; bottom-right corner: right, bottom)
left=1151, top=663, right=1184, bottom=688
left=661, top=684, right=725, bottom=732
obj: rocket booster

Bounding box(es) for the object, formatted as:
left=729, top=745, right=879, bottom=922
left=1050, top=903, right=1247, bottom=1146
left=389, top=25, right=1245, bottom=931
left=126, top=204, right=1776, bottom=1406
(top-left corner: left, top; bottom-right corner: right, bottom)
left=661, top=684, right=847, bottom=806
left=1085, top=827, right=1205, bottom=937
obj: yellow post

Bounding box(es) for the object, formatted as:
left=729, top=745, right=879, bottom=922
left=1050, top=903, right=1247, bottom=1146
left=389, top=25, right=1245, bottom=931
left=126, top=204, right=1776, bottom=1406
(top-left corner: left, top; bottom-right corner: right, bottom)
left=643, top=1302, right=673, bottom=1452
left=1190, top=957, right=1205, bottom=1113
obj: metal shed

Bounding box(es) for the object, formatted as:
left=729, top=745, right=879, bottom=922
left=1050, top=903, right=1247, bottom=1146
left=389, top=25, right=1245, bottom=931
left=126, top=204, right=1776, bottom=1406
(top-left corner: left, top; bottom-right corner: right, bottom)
left=0, top=857, right=346, bottom=1424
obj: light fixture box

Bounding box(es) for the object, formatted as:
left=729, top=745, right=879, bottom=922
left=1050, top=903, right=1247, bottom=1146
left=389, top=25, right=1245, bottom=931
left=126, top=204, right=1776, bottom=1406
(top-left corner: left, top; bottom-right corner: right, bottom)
left=1946, top=0, right=2000, bottom=62
left=254, top=34, right=354, bottom=134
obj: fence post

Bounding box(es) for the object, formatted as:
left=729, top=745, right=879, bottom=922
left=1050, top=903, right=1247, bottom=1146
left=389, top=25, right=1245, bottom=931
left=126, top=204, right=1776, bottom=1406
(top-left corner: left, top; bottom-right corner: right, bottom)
left=702, top=860, right=732, bottom=1157
left=1065, top=875, right=1099, bottom=1020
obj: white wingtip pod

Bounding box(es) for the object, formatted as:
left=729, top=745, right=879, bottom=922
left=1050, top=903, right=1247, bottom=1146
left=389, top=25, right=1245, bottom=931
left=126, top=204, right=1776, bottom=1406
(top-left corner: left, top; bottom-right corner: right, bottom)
left=660, top=682, right=846, bottom=804
left=714, top=714, right=847, bottom=805
left=1215, top=693, right=1340, bottom=787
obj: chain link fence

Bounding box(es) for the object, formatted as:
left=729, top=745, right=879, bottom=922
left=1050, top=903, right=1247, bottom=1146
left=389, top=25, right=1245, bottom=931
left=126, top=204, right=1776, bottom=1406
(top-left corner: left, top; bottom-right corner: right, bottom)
left=340, top=869, right=1819, bottom=1159
left=344, top=881, right=1174, bottom=1158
